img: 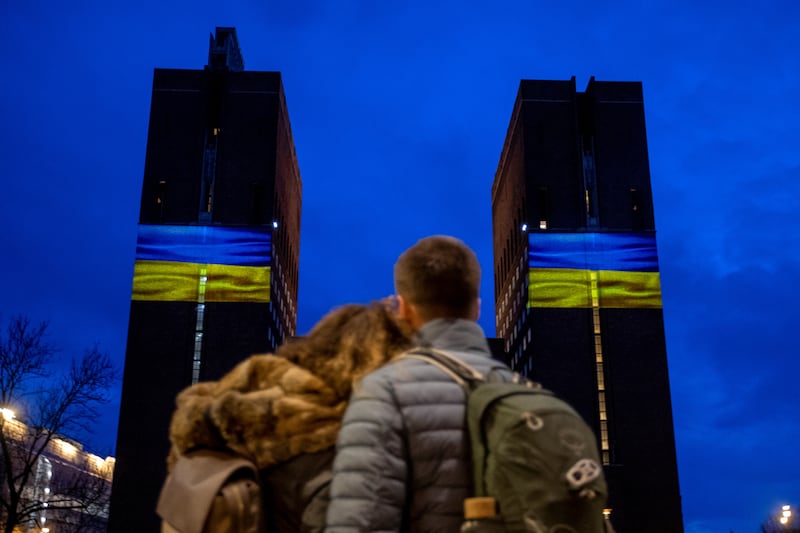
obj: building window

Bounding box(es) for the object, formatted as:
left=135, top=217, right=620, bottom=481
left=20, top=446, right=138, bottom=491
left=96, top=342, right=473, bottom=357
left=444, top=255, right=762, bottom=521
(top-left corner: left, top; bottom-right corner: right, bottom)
left=630, top=188, right=640, bottom=213
left=596, top=363, right=605, bottom=390
left=192, top=269, right=208, bottom=384
left=631, top=188, right=644, bottom=228
left=536, top=186, right=550, bottom=229
left=591, top=271, right=611, bottom=464
left=155, top=180, right=167, bottom=222
left=156, top=180, right=166, bottom=205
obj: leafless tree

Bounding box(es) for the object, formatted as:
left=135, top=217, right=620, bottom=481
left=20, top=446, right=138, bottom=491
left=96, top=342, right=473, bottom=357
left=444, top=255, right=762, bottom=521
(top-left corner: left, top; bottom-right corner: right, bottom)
left=0, top=315, right=117, bottom=533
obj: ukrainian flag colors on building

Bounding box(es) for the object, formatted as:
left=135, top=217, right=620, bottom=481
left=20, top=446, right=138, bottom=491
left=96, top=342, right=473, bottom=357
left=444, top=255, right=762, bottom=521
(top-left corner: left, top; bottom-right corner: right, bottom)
left=132, top=225, right=271, bottom=303
left=528, top=232, right=662, bottom=309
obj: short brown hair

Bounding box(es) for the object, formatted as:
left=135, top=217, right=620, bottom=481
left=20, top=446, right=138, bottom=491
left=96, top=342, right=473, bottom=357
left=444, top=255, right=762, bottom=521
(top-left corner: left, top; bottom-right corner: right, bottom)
left=394, top=235, right=481, bottom=319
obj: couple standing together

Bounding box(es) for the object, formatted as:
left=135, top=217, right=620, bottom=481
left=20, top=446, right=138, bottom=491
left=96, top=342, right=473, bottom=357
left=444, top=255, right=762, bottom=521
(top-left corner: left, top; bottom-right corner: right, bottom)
left=167, top=235, right=512, bottom=531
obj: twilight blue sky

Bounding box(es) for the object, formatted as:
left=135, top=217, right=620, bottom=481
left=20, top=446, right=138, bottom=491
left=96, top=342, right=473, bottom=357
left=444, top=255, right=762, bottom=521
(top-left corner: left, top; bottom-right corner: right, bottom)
left=2, top=1, right=799, bottom=531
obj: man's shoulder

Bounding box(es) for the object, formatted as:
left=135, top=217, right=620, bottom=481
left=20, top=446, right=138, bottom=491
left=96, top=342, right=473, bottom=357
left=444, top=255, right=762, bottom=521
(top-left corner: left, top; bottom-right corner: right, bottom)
left=359, top=354, right=428, bottom=384
left=364, top=349, right=507, bottom=385
left=354, top=352, right=472, bottom=395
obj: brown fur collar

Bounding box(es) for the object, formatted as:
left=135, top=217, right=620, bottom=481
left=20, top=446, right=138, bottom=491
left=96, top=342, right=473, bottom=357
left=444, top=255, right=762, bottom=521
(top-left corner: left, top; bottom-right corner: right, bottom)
left=168, top=354, right=346, bottom=470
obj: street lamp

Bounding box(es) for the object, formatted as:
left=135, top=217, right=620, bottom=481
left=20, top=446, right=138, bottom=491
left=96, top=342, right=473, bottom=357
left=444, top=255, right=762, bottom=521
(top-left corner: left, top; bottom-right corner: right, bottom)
left=780, top=504, right=792, bottom=526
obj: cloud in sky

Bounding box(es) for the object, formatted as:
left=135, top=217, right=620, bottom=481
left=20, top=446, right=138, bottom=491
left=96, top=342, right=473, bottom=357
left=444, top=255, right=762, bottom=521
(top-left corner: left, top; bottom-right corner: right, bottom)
left=2, top=1, right=799, bottom=530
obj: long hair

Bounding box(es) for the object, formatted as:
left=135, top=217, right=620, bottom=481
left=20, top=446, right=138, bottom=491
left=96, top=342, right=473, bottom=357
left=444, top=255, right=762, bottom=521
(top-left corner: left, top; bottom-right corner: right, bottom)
left=276, top=300, right=414, bottom=398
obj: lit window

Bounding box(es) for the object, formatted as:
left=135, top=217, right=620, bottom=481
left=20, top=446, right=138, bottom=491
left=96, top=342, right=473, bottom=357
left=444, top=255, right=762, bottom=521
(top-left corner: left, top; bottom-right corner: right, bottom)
left=596, top=363, right=605, bottom=390
left=600, top=419, right=609, bottom=450
left=539, top=220, right=547, bottom=229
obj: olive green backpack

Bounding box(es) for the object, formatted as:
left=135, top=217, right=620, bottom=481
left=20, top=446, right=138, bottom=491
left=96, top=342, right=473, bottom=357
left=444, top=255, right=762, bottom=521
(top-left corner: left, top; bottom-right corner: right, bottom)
left=404, top=348, right=613, bottom=533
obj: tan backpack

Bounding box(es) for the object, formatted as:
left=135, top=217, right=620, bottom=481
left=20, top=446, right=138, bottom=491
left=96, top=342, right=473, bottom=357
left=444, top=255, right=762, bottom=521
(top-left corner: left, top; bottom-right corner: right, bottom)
left=157, top=449, right=263, bottom=533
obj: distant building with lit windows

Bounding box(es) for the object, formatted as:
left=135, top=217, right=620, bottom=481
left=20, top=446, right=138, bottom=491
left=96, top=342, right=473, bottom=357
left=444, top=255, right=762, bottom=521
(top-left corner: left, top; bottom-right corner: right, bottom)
left=0, top=408, right=114, bottom=533
left=108, top=27, right=302, bottom=532
left=491, top=77, right=683, bottom=532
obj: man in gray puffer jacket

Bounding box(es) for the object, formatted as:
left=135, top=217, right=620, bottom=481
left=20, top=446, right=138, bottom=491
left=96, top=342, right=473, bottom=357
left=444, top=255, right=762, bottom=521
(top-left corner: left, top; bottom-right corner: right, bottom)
left=325, top=235, right=511, bottom=532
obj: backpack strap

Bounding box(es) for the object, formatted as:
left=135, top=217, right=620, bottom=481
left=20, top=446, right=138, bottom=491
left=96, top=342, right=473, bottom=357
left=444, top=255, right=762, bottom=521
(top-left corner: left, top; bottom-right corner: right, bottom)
left=402, top=347, right=526, bottom=388
left=401, top=347, right=487, bottom=388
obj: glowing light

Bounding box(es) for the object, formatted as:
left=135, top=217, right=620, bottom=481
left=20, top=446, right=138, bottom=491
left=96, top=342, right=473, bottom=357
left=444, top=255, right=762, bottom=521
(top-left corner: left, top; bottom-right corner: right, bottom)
left=272, top=221, right=279, bottom=229
left=539, top=220, right=547, bottom=229
left=54, top=438, right=78, bottom=458
left=602, top=508, right=612, bottom=519
left=521, top=223, right=528, bottom=232
left=0, top=408, right=15, bottom=421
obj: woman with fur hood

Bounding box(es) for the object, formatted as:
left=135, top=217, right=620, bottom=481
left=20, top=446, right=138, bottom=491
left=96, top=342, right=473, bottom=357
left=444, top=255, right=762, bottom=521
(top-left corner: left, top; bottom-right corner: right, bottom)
left=164, top=301, right=414, bottom=531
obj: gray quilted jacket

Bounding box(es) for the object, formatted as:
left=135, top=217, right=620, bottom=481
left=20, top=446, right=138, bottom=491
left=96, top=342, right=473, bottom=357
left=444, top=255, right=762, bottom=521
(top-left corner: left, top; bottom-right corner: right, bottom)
left=324, top=318, right=510, bottom=532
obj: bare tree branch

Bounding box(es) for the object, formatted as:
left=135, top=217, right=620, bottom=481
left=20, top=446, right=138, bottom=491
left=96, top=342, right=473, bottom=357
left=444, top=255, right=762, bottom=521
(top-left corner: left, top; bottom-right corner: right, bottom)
left=0, top=315, right=56, bottom=406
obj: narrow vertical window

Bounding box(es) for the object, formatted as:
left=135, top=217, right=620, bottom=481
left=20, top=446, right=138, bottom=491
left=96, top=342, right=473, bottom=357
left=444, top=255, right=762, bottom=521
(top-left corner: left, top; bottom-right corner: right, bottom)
left=192, top=268, right=208, bottom=384
left=591, top=271, right=612, bottom=464
left=251, top=182, right=265, bottom=224
left=156, top=180, right=167, bottom=222
left=536, top=186, right=549, bottom=229
left=631, top=188, right=643, bottom=229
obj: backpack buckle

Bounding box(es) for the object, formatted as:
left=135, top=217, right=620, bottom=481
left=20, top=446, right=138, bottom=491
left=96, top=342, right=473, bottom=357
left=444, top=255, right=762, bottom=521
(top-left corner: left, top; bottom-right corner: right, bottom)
left=565, top=458, right=602, bottom=490
left=522, top=411, right=544, bottom=431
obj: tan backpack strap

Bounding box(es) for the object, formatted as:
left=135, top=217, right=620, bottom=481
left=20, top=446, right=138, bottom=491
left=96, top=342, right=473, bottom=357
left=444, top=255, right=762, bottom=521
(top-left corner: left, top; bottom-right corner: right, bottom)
left=400, top=347, right=485, bottom=385
left=401, top=353, right=468, bottom=386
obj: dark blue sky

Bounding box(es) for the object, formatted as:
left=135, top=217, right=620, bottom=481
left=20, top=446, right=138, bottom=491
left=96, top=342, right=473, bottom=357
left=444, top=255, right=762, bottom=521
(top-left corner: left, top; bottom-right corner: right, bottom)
left=2, top=1, right=799, bottom=531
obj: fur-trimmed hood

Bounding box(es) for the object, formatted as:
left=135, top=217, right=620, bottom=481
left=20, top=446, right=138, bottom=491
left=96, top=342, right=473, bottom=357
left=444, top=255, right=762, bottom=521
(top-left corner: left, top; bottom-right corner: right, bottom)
left=168, top=354, right=347, bottom=470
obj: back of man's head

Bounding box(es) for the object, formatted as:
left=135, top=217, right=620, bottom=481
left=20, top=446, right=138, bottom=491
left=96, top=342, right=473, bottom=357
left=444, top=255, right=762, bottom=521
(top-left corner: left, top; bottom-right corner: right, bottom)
left=394, top=235, right=481, bottom=321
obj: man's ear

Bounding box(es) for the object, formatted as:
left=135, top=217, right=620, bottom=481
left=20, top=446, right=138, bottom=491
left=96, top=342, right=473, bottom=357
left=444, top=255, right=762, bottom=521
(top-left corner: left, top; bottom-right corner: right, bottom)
left=472, top=298, right=481, bottom=322
left=396, top=294, right=412, bottom=321
left=396, top=295, right=423, bottom=330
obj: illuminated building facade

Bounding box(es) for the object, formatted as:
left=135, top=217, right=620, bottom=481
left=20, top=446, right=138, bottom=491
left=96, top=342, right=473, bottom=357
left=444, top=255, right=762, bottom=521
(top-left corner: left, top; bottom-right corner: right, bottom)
left=0, top=409, right=114, bottom=533
left=491, top=77, right=683, bottom=532
left=108, top=28, right=301, bottom=532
